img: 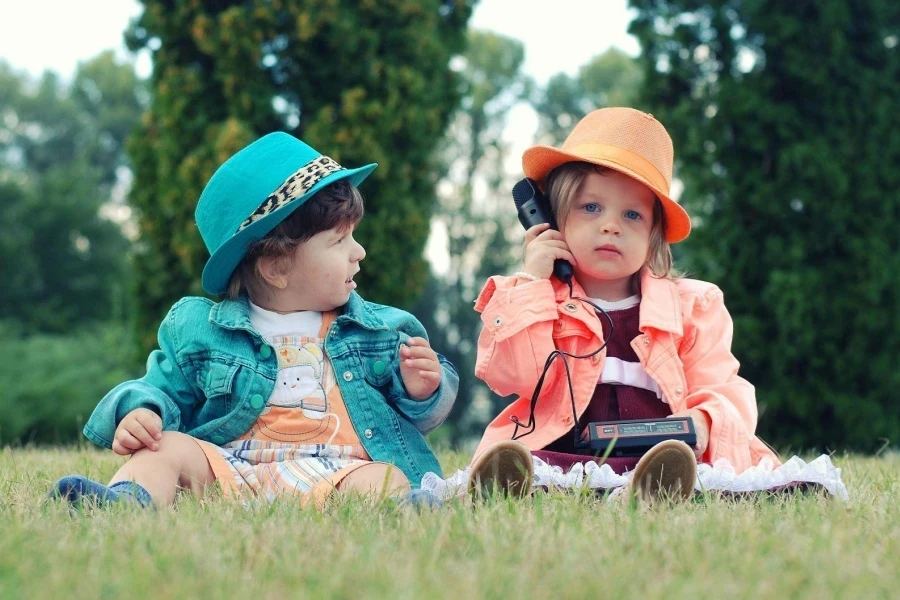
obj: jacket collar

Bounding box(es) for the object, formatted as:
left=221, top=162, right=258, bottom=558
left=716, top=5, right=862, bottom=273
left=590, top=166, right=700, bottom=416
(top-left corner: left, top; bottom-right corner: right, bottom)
left=637, top=268, right=683, bottom=336
left=551, top=267, right=683, bottom=336
left=209, top=294, right=256, bottom=334
left=208, top=291, right=388, bottom=334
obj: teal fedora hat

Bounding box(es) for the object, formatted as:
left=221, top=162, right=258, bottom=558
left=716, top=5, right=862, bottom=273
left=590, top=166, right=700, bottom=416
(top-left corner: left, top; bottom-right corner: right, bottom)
left=195, top=132, right=377, bottom=295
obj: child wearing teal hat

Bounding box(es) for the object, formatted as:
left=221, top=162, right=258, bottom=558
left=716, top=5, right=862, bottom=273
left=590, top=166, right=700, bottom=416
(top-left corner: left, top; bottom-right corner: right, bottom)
left=49, top=133, right=457, bottom=510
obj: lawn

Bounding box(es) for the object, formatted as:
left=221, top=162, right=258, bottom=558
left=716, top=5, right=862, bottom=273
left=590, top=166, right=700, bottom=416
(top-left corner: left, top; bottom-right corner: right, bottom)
left=1, top=447, right=896, bottom=599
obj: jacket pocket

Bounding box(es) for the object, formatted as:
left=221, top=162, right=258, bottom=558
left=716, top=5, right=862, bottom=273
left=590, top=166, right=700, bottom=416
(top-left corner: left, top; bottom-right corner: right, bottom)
left=551, top=317, right=593, bottom=341
left=354, top=346, right=396, bottom=388
left=197, top=361, right=239, bottom=407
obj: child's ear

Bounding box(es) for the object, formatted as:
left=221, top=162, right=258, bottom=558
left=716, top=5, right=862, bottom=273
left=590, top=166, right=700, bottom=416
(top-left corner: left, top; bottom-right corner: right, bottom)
left=257, top=256, right=287, bottom=289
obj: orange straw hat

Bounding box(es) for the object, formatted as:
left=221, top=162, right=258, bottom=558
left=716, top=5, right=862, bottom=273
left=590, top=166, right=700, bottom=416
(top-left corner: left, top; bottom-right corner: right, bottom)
left=522, top=107, right=691, bottom=243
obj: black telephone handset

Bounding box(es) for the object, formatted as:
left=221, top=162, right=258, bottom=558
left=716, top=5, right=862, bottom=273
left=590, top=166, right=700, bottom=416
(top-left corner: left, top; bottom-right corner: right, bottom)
left=511, top=178, right=574, bottom=284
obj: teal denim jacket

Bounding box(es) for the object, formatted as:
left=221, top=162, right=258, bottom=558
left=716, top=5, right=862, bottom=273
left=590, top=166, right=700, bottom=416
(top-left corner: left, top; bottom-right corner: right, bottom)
left=84, top=292, right=458, bottom=483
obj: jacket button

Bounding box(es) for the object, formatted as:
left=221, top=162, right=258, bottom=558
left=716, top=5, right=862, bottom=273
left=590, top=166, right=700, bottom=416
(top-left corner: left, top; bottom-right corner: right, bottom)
left=493, top=317, right=503, bottom=326
left=343, top=371, right=354, bottom=381
left=675, top=386, right=683, bottom=395
left=250, top=394, right=265, bottom=409
left=565, top=303, right=578, bottom=312
left=372, top=360, right=386, bottom=375
left=643, top=336, right=650, bottom=346
left=364, top=428, right=373, bottom=439
left=259, top=345, right=272, bottom=359
left=211, top=435, right=226, bottom=445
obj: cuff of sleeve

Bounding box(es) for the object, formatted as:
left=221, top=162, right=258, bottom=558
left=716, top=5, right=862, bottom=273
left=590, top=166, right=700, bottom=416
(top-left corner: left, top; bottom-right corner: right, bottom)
left=394, top=360, right=459, bottom=433
left=114, top=396, right=179, bottom=432
left=82, top=424, right=113, bottom=449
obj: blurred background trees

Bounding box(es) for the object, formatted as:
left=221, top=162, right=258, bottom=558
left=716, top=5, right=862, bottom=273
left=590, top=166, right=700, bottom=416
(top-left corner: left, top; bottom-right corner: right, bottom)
left=0, top=52, right=141, bottom=332
left=1, top=0, right=897, bottom=453
left=414, top=30, right=528, bottom=443
left=0, top=52, right=144, bottom=443
left=630, top=0, right=900, bottom=452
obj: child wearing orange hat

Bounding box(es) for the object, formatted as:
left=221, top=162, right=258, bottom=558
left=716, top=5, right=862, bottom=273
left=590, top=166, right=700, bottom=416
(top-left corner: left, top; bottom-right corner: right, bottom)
left=422, top=107, right=846, bottom=502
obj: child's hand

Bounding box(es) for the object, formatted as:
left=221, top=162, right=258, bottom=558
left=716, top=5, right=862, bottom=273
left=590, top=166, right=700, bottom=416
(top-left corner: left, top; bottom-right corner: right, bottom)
left=669, top=409, right=710, bottom=460
left=399, top=337, right=442, bottom=401
left=113, top=408, right=163, bottom=456
left=522, top=223, right=577, bottom=280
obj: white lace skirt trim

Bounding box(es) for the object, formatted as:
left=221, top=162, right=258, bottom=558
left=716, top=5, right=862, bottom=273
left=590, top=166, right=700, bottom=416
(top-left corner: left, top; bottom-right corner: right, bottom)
left=419, top=454, right=848, bottom=502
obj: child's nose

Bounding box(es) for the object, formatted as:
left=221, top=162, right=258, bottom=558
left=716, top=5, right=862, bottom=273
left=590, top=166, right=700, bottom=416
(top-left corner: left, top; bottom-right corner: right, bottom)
left=352, top=239, right=366, bottom=262
left=601, top=216, right=622, bottom=235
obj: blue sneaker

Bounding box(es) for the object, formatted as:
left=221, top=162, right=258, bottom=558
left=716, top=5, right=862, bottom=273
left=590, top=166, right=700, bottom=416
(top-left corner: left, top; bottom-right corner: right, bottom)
left=48, top=475, right=153, bottom=508
left=396, top=488, right=443, bottom=511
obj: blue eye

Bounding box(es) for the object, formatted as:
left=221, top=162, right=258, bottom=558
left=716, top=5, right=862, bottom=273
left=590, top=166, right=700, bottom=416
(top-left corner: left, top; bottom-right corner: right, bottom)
left=584, top=203, right=600, bottom=213
left=625, top=210, right=642, bottom=220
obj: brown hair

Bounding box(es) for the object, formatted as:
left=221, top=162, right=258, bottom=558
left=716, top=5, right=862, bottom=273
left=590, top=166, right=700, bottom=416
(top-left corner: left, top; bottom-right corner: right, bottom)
left=544, top=161, right=681, bottom=292
left=226, top=180, right=364, bottom=302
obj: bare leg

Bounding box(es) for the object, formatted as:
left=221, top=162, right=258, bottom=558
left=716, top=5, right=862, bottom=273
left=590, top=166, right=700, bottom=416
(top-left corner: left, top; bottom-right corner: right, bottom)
left=108, top=431, right=215, bottom=508
left=336, top=463, right=411, bottom=499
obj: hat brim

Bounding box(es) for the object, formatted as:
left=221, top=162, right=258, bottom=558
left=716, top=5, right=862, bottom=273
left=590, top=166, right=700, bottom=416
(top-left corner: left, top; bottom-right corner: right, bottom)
left=201, top=162, right=377, bottom=295
left=523, top=145, right=691, bottom=243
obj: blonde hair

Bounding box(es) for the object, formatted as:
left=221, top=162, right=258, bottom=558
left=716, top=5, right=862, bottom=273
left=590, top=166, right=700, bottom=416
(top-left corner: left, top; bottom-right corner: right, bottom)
left=226, top=181, right=364, bottom=303
left=544, top=161, right=681, bottom=292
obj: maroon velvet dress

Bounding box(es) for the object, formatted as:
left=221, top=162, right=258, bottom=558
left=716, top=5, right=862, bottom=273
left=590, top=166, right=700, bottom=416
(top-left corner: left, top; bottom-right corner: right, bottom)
left=533, top=301, right=672, bottom=475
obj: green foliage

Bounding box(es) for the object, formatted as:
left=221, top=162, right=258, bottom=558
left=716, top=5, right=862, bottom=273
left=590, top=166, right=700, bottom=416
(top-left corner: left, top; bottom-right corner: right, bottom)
left=533, top=48, right=643, bottom=145
left=416, top=30, right=529, bottom=441
left=629, top=0, right=900, bottom=451
left=0, top=322, right=140, bottom=445
left=0, top=55, right=141, bottom=333
left=127, top=0, right=474, bottom=354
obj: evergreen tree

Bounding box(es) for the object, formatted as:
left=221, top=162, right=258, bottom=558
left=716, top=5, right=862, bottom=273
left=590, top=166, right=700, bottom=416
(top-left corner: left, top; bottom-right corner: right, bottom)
left=127, top=0, right=473, bottom=353
left=629, top=0, right=900, bottom=451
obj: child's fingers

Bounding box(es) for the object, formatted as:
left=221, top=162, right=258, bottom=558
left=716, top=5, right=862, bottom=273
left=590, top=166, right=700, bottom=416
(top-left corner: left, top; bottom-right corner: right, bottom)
left=125, top=421, right=159, bottom=451
left=417, top=370, right=442, bottom=382
left=531, top=227, right=564, bottom=242
left=115, top=430, right=145, bottom=453
left=534, top=239, right=569, bottom=250
left=524, top=223, right=551, bottom=243
left=136, top=411, right=163, bottom=440
left=403, top=337, right=430, bottom=347
left=112, top=440, right=133, bottom=456
left=554, top=249, right=577, bottom=265
left=401, top=345, right=437, bottom=359
left=403, top=358, right=439, bottom=371
left=537, top=244, right=577, bottom=265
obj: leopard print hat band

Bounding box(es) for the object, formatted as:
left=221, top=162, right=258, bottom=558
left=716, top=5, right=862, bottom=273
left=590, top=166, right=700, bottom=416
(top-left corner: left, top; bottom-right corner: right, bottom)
left=237, top=155, right=345, bottom=233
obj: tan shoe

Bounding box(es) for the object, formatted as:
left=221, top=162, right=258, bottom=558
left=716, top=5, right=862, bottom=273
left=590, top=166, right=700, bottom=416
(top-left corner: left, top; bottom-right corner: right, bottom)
left=630, top=440, right=697, bottom=502
left=468, top=440, right=534, bottom=499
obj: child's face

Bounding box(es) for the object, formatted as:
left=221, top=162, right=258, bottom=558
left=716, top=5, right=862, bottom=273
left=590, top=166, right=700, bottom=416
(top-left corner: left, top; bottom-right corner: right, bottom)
left=562, top=170, right=655, bottom=300
left=277, top=224, right=366, bottom=311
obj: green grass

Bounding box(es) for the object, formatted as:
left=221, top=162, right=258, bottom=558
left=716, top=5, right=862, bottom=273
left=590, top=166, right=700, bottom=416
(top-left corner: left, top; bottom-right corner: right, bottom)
left=1, top=448, right=897, bottom=599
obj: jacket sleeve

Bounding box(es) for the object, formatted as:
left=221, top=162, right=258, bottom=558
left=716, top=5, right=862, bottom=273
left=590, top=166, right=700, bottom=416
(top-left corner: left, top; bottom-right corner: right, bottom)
left=82, top=300, right=200, bottom=448
left=678, top=287, right=760, bottom=471
left=388, top=313, right=459, bottom=434
left=473, top=275, right=561, bottom=400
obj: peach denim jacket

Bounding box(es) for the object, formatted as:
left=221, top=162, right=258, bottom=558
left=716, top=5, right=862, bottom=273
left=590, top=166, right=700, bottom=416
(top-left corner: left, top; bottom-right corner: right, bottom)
left=473, top=269, right=779, bottom=473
